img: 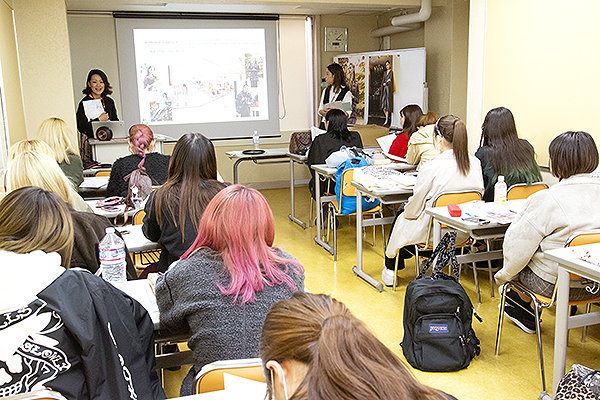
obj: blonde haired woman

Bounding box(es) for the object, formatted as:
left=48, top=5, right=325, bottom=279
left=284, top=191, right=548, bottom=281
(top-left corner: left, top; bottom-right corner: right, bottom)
left=6, top=150, right=91, bottom=212
left=36, top=117, right=84, bottom=188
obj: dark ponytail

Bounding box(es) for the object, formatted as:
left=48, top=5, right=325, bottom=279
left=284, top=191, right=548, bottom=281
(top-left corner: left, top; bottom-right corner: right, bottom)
left=436, top=115, right=470, bottom=176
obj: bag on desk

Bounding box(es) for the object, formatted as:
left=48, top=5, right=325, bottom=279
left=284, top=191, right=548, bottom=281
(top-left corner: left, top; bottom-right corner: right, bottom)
left=289, top=131, right=312, bottom=155
left=402, top=232, right=481, bottom=372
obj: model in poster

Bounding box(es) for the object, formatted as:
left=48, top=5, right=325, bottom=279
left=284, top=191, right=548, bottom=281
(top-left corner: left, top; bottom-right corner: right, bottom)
left=380, top=59, right=394, bottom=127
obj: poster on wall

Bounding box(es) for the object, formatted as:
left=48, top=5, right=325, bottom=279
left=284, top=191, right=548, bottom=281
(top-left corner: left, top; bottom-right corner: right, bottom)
left=368, top=55, right=394, bottom=127
left=335, top=55, right=366, bottom=125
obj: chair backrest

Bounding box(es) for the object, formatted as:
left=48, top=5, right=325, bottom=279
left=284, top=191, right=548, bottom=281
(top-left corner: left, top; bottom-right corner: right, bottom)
left=133, top=209, right=146, bottom=225
left=95, top=170, right=111, bottom=177
left=341, top=168, right=357, bottom=197
left=567, top=230, right=600, bottom=247
left=506, top=182, right=548, bottom=200
left=432, top=190, right=482, bottom=208
left=194, top=358, right=265, bottom=394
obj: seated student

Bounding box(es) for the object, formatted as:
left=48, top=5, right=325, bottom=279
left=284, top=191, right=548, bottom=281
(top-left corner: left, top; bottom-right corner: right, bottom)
left=260, top=292, right=456, bottom=400
left=6, top=146, right=91, bottom=213
left=383, top=115, right=484, bottom=286
left=307, top=109, right=362, bottom=198
left=155, top=184, right=305, bottom=396
left=405, top=111, right=440, bottom=170
left=495, top=131, right=600, bottom=334
left=36, top=117, right=84, bottom=189
left=107, top=124, right=170, bottom=198
left=143, top=133, right=226, bottom=273
left=388, top=104, right=423, bottom=158
left=6, top=150, right=136, bottom=277
left=0, top=186, right=165, bottom=399
left=475, top=107, right=542, bottom=202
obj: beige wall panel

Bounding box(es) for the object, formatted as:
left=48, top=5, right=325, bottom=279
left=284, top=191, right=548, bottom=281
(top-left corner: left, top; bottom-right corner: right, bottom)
left=0, top=0, right=26, bottom=147
left=484, top=0, right=600, bottom=165
left=12, top=0, right=76, bottom=139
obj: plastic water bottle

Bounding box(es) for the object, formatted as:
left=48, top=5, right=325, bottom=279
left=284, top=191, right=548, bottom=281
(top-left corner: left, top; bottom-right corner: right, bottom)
left=494, top=175, right=507, bottom=205
left=98, top=227, right=127, bottom=283
left=253, top=131, right=260, bottom=150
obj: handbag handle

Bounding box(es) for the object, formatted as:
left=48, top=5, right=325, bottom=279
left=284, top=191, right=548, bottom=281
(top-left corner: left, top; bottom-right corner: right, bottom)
left=417, top=231, right=460, bottom=282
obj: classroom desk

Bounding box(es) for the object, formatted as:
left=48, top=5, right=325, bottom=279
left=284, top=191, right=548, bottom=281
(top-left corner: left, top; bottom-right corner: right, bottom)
left=114, top=279, right=194, bottom=371
left=225, top=148, right=290, bottom=184
left=310, top=164, right=339, bottom=255
left=287, top=152, right=308, bottom=229
left=544, top=245, right=600, bottom=395
left=119, top=224, right=158, bottom=253
left=85, top=199, right=143, bottom=221
left=352, top=181, right=413, bottom=292
left=425, top=201, right=521, bottom=302
left=79, top=176, right=109, bottom=199
left=311, top=162, right=415, bottom=258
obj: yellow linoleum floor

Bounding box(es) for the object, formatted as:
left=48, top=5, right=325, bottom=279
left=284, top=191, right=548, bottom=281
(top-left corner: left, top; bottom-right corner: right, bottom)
left=162, top=186, right=600, bottom=399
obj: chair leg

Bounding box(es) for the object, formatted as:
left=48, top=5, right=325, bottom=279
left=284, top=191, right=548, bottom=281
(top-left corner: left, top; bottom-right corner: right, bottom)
left=414, top=245, right=420, bottom=276
left=495, top=283, right=508, bottom=356
left=582, top=303, right=592, bottom=342
left=471, top=244, right=481, bottom=304
left=380, top=211, right=386, bottom=252
left=487, top=239, right=495, bottom=298
left=393, top=251, right=400, bottom=292
left=532, top=299, right=547, bottom=394
left=332, top=204, right=337, bottom=262
left=309, top=197, right=314, bottom=227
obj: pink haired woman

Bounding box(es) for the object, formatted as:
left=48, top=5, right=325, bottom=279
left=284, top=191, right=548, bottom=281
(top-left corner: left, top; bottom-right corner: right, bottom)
left=106, top=124, right=170, bottom=197
left=155, top=184, right=305, bottom=395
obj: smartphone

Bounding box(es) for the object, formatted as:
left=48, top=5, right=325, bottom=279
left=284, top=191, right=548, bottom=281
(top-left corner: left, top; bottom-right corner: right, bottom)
left=461, top=216, right=490, bottom=225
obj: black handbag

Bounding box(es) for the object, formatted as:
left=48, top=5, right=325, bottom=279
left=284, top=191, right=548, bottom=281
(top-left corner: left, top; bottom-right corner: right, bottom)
left=289, top=131, right=312, bottom=155
left=401, top=232, right=481, bottom=372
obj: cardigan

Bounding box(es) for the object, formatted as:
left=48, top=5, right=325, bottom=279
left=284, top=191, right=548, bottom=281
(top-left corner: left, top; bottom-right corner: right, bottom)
left=0, top=251, right=165, bottom=400
left=495, top=174, right=600, bottom=285
left=385, top=150, right=484, bottom=258
left=69, top=205, right=137, bottom=279
left=155, top=247, right=304, bottom=394
left=59, top=153, right=84, bottom=189
left=106, top=153, right=170, bottom=198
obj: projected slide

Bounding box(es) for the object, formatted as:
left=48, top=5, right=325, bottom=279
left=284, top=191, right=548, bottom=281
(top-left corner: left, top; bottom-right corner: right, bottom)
left=133, top=28, right=268, bottom=125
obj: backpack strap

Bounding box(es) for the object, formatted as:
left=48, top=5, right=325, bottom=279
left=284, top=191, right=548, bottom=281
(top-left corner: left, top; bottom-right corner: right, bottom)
left=417, top=231, right=459, bottom=282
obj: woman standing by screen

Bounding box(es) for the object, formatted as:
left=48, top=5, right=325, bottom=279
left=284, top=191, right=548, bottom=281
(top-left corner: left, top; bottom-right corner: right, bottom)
left=76, top=69, right=119, bottom=164
left=318, top=63, right=352, bottom=129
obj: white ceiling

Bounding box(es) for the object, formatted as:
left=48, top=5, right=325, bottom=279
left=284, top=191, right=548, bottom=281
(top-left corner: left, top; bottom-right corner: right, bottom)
left=65, top=0, right=421, bottom=16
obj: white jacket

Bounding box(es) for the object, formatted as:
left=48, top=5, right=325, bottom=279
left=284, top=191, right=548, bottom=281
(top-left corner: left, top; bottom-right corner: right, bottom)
left=495, top=174, right=600, bottom=285
left=386, top=150, right=484, bottom=258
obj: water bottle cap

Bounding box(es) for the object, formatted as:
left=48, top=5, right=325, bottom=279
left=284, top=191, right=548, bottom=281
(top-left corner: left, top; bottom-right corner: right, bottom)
left=498, top=175, right=504, bottom=182
left=105, top=227, right=115, bottom=234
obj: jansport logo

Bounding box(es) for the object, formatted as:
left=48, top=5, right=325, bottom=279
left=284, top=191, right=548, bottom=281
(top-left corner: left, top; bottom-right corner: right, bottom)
left=429, top=324, right=449, bottom=334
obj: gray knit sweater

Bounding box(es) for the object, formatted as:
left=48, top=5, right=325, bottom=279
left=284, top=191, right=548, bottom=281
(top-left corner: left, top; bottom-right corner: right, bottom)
left=155, top=247, right=304, bottom=393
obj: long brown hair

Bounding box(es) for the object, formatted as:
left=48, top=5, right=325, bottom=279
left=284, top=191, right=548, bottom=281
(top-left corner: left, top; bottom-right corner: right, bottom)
left=479, top=107, right=541, bottom=181
left=0, top=186, right=73, bottom=266
left=259, top=292, right=448, bottom=400
left=152, top=133, right=224, bottom=240
left=435, top=115, right=470, bottom=176
left=400, top=104, right=424, bottom=138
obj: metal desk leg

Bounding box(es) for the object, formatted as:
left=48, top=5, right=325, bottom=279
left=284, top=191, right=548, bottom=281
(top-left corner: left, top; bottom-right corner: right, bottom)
left=313, top=174, right=334, bottom=254
left=232, top=158, right=244, bottom=184
left=553, top=267, right=571, bottom=395
left=352, top=189, right=384, bottom=292
left=288, top=158, right=306, bottom=229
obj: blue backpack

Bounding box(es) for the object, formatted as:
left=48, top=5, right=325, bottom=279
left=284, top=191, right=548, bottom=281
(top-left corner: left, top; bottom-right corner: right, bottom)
left=334, top=157, right=380, bottom=215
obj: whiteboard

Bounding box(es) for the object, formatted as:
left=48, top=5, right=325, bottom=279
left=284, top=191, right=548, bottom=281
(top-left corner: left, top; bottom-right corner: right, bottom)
left=335, top=47, right=426, bottom=127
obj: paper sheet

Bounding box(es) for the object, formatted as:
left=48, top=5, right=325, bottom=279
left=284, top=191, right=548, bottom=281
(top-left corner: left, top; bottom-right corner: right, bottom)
left=376, top=134, right=407, bottom=162
left=310, top=125, right=327, bottom=140
left=83, top=99, right=104, bottom=121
